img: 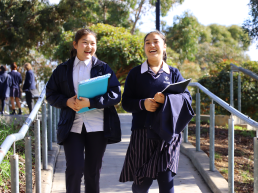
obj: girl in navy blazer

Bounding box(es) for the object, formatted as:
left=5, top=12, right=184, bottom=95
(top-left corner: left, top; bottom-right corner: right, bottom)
left=46, top=29, right=121, bottom=193
left=23, top=63, right=37, bottom=113
left=9, top=62, right=22, bottom=115
left=0, top=66, right=12, bottom=115
left=119, top=31, right=194, bottom=193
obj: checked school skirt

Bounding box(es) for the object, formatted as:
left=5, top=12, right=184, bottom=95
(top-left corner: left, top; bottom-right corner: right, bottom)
left=119, top=128, right=182, bottom=185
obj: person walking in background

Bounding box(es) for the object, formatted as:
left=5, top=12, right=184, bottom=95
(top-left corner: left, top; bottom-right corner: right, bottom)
left=46, top=28, right=121, bottom=193
left=22, top=62, right=36, bottom=113
left=0, top=66, right=12, bottom=115
left=119, top=31, right=194, bottom=193
left=9, top=62, right=22, bottom=115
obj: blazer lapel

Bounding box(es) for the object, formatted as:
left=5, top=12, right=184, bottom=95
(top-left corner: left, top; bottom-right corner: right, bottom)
left=67, top=57, right=76, bottom=96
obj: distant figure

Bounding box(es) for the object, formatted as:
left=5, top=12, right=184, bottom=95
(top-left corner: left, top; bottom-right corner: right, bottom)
left=23, top=63, right=36, bottom=113
left=9, top=62, right=22, bottom=115
left=0, top=66, right=12, bottom=115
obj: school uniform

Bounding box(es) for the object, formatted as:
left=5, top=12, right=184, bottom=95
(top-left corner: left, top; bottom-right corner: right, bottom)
left=46, top=56, right=121, bottom=193
left=9, top=70, right=22, bottom=98
left=0, top=71, right=12, bottom=113
left=23, top=70, right=36, bottom=112
left=119, top=61, right=194, bottom=193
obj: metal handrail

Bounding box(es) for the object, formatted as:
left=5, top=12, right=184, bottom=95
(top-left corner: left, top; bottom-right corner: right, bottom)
left=189, top=82, right=258, bottom=130
left=188, top=82, right=258, bottom=193
left=0, top=86, right=46, bottom=164
left=231, top=63, right=258, bottom=81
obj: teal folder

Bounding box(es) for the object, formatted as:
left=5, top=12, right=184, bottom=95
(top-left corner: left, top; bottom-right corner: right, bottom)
left=77, top=74, right=111, bottom=113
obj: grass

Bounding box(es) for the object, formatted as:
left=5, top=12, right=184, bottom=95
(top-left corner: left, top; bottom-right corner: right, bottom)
left=215, top=152, right=223, bottom=161
left=0, top=119, right=34, bottom=191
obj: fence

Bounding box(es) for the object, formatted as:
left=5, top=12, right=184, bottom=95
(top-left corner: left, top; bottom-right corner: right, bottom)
left=230, top=63, right=258, bottom=111
left=0, top=85, right=60, bottom=193
left=184, top=82, right=258, bottom=193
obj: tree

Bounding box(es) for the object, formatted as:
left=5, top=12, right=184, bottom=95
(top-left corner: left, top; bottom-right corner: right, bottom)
left=53, top=23, right=145, bottom=84
left=165, top=12, right=201, bottom=62
left=129, top=0, right=184, bottom=34
left=243, top=0, right=258, bottom=46
left=59, top=0, right=131, bottom=32
left=0, top=0, right=64, bottom=64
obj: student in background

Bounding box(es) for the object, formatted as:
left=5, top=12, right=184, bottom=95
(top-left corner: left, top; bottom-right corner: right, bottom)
left=119, top=31, right=194, bottom=193
left=23, top=63, right=36, bottom=113
left=46, top=28, right=121, bottom=193
left=0, top=66, right=12, bottom=115
left=9, top=62, right=22, bottom=115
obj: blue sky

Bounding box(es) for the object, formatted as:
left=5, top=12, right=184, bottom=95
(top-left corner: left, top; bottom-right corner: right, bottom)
left=49, top=0, right=257, bottom=61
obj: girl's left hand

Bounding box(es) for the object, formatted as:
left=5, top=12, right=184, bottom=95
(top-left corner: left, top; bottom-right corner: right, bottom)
left=154, top=92, right=165, bottom=104
left=75, top=97, right=90, bottom=111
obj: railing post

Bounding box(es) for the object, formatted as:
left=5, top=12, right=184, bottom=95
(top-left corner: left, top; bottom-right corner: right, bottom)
left=42, top=102, right=48, bottom=170
left=209, top=100, right=215, bottom=171
left=254, top=136, right=258, bottom=193
left=238, top=73, right=241, bottom=112
left=52, top=107, right=57, bottom=142
left=183, top=124, right=188, bottom=143
left=35, top=118, right=41, bottom=193
left=230, top=69, right=234, bottom=107
left=196, top=89, right=200, bottom=151
left=25, top=136, right=32, bottom=193
left=10, top=154, right=19, bottom=193
left=48, top=103, right=52, bottom=150
left=228, top=116, right=234, bottom=193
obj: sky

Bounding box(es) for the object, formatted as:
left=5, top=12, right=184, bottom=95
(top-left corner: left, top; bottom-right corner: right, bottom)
left=49, top=0, right=258, bottom=61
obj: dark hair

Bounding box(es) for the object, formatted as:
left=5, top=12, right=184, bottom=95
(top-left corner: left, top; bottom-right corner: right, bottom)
left=0, top=65, right=6, bottom=72
left=144, top=30, right=167, bottom=62
left=11, top=62, right=17, bottom=70
left=70, top=29, right=97, bottom=58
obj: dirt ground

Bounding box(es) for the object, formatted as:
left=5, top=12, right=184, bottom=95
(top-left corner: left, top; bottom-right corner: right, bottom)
left=187, top=123, right=255, bottom=193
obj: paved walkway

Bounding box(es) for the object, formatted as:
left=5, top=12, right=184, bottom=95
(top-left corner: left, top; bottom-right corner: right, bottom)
left=50, top=114, right=214, bottom=193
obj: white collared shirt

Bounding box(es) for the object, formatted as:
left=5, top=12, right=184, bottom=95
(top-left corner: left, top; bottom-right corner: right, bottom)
left=70, top=56, right=104, bottom=133
left=140, top=60, right=170, bottom=74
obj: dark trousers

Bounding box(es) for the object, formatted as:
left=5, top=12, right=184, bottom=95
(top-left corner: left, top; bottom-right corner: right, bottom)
left=25, top=91, right=34, bottom=113
left=63, top=124, right=107, bottom=193
left=132, top=170, right=175, bottom=193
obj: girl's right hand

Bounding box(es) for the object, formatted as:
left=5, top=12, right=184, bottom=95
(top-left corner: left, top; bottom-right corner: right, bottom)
left=66, top=95, right=80, bottom=112
left=144, top=98, right=160, bottom=112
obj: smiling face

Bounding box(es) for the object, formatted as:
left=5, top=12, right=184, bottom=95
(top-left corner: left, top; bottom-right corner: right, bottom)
left=144, top=33, right=166, bottom=63
left=73, top=34, right=97, bottom=61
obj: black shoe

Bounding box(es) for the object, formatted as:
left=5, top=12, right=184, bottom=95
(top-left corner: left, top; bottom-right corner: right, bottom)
left=18, top=109, right=22, bottom=115
left=0, top=111, right=3, bottom=115
left=10, top=110, right=16, bottom=115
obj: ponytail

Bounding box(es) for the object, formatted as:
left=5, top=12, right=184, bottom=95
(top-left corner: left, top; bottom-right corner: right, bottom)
left=70, top=47, right=77, bottom=58
left=163, top=51, right=167, bottom=62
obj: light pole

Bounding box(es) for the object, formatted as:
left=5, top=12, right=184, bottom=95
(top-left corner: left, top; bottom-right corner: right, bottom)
left=156, top=0, right=160, bottom=31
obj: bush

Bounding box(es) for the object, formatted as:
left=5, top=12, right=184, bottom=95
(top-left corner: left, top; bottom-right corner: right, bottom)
left=194, top=61, right=258, bottom=120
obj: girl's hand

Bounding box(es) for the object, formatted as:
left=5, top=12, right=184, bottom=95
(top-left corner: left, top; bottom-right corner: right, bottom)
left=154, top=92, right=165, bottom=104
left=75, top=97, right=90, bottom=111
left=144, top=98, right=160, bottom=112
left=66, top=95, right=80, bottom=111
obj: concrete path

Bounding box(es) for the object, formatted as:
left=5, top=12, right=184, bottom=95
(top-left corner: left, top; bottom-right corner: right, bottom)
left=50, top=114, right=212, bottom=193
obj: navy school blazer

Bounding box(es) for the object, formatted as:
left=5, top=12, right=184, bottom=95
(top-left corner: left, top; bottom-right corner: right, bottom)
left=46, top=56, right=121, bottom=145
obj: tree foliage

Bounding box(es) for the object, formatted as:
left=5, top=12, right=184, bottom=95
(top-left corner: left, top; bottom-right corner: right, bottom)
left=195, top=61, right=258, bottom=120
left=0, top=0, right=64, bottom=64
left=59, top=0, right=131, bottom=31
left=165, top=12, right=201, bottom=62
left=243, top=0, right=258, bottom=45
left=165, top=12, right=251, bottom=67
left=129, top=0, right=184, bottom=34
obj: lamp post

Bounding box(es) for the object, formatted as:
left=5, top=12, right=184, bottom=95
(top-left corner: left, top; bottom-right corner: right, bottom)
left=156, top=0, right=160, bottom=31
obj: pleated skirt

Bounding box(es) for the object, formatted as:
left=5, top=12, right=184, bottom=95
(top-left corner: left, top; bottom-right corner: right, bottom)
left=119, top=128, right=182, bottom=185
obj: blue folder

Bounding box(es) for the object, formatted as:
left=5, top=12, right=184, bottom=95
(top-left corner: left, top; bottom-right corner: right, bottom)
left=77, top=74, right=111, bottom=113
